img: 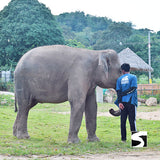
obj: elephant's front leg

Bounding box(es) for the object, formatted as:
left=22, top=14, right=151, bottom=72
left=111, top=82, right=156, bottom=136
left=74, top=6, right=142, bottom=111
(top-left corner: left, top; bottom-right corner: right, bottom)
left=67, top=75, right=88, bottom=143
left=68, top=99, right=85, bottom=143
left=85, top=91, right=100, bottom=142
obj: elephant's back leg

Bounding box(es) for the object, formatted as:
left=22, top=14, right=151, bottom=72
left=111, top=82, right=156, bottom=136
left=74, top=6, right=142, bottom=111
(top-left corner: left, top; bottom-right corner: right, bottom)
left=13, top=79, right=37, bottom=139
left=13, top=103, right=30, bottom=139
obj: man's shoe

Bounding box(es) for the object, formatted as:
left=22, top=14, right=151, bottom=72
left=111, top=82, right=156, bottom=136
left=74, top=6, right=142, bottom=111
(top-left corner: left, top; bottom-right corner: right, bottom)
left=121, top=140, right=126, bottom=143
left=109, top=108, right=121, bottom=116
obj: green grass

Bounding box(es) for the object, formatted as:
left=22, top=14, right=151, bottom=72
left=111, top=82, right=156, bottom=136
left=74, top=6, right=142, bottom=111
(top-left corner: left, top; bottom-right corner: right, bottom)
left=0, top=99, right=160, bottom=156
left=0, top=94, right=14, bottom=106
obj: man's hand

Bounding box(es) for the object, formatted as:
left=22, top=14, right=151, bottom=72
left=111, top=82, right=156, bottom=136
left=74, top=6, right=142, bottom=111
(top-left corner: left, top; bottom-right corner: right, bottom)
left=119, top=103, right=124, bottom=110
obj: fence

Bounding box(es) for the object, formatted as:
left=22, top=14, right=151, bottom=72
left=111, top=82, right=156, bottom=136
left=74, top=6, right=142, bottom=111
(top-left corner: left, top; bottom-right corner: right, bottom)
left=0, top=71, right=14, bottom=82
left=0, top=71, right=14, bottom=91
left=137, top=84, right=160, bottom=96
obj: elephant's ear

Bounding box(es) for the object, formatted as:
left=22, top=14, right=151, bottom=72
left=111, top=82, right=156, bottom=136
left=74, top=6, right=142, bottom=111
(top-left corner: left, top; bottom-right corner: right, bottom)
left=98, top=53, right=110, bottom=79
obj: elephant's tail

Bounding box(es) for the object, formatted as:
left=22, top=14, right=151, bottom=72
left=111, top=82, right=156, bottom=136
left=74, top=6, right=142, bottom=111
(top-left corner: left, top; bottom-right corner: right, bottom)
left=14, top=93, right=18, bottom=112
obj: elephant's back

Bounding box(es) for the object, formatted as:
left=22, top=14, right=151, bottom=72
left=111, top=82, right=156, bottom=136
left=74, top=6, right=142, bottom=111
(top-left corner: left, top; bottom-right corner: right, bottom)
left=15, top=45, right=97, bottom=73
left=25, top=45, right=95, bottom=57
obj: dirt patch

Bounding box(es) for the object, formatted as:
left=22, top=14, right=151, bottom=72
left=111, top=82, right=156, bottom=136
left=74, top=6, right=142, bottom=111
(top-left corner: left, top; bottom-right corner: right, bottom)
left=53, top=151, right=160, bottom=160
left=136, top=111, right=160, bottom=120
left=54, top=110, right=160, bottom=121
left=0, top=91, right=14, bottom=96
left=97, top=110, right=160, bottom=121
left=1, top=151, right=160, bottom=160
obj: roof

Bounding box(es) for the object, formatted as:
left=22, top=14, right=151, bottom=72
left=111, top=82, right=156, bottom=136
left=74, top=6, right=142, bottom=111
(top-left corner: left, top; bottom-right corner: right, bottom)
left=118, top=48, right=153, bottom=72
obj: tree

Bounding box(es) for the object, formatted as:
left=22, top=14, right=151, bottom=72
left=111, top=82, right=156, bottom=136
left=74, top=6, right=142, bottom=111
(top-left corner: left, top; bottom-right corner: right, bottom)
left=56, top=12, right=112, bottom=47
left=86, top=15, right=112, bottom=32
left=56, top=11, right=87, bottom=32
left=65, top=39, right=86, bottom=48
left=149, top=35, right=160, bottom=78
left=93, top=22, right=132, bottom=52
left=0, top=0, right=64, bottom=68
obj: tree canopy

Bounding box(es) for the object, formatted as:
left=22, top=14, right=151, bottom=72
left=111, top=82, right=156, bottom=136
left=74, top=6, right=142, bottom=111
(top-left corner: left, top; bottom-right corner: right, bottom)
left=0, top=0, right=64, bottom=68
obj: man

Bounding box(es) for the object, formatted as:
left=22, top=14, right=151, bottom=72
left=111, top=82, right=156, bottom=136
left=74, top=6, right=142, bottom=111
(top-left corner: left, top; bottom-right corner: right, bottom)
left=114, top=63, right=138, bottom=142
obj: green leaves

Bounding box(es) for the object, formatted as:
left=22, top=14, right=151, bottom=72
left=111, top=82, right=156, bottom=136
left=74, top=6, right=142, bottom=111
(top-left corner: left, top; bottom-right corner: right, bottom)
left=0, top=0, right=64, bottom=67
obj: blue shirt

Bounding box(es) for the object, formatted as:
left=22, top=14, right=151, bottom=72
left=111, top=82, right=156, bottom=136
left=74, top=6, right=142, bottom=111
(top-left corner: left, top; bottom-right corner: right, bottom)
left=115, top=73, right=138, bottom=107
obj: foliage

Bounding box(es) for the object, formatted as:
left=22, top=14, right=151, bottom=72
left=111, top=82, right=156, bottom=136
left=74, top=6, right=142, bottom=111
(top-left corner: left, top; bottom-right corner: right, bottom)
left=56, top=11, right=112, bottom=32
left=0, top=101, right=160, bottom=156
left=0, top=81, right=14, bottom=92
left=74, top=27, right=94, bottom=47
left=65, top=39, right=86, bottom=48
left=0, top=0, right=64, bottom=68
left=93, top=22, right=133, bottom=52
left=56, top=11, right=112, bottom=47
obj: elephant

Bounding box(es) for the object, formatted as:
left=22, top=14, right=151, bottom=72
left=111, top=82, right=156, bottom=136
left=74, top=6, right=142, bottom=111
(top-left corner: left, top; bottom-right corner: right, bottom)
left=13, top=45, right=121, bottom=143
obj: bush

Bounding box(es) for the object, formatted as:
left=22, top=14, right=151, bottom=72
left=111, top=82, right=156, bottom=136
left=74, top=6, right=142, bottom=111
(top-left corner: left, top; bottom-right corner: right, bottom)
left=154, top=94, right=160, bottom=103
left=0, top=80, right=14, bottom=92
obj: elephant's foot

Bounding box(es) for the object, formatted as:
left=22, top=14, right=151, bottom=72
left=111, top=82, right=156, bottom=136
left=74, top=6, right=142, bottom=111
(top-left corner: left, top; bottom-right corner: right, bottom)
left=13, top=125, right=30, bottom=139
left=68, top=136, right=80, bottom=144
left=109, top=108, right=121, bottom=116
left=88, top=135, right=100, bottom=142
left=16, top=132, right=30, bottom=139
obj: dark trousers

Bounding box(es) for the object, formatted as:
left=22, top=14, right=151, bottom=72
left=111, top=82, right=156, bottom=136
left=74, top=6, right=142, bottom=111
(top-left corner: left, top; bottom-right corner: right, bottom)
left=121, top=102, right=137, bottom=141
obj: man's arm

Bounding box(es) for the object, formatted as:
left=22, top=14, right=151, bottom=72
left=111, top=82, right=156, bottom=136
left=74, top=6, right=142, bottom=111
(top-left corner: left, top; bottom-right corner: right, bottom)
left=121, top=87, right=136, bottom=96
left=117, top=87, right=136, bottom=101
left=117, top=90, right=122, bottom=103
left=117, top=87, right=136, bottom=110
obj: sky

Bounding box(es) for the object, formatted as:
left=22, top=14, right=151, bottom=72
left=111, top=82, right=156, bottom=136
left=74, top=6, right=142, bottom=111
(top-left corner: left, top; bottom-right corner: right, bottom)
left=0, top=0, right=160, bottom=32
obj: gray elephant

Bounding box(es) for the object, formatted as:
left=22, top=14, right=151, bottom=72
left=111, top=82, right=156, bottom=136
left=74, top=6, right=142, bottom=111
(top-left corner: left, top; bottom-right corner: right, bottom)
left=13, top=45, right=121, bottom=143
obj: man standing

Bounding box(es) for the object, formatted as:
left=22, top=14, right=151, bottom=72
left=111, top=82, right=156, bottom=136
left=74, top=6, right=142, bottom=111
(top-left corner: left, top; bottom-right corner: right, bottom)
left=116, top=63, right=138, bottom=142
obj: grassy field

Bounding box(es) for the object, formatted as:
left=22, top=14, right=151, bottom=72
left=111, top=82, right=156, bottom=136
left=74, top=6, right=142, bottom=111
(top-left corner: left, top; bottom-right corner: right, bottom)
left=0, top=94, right=160, bottom=156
